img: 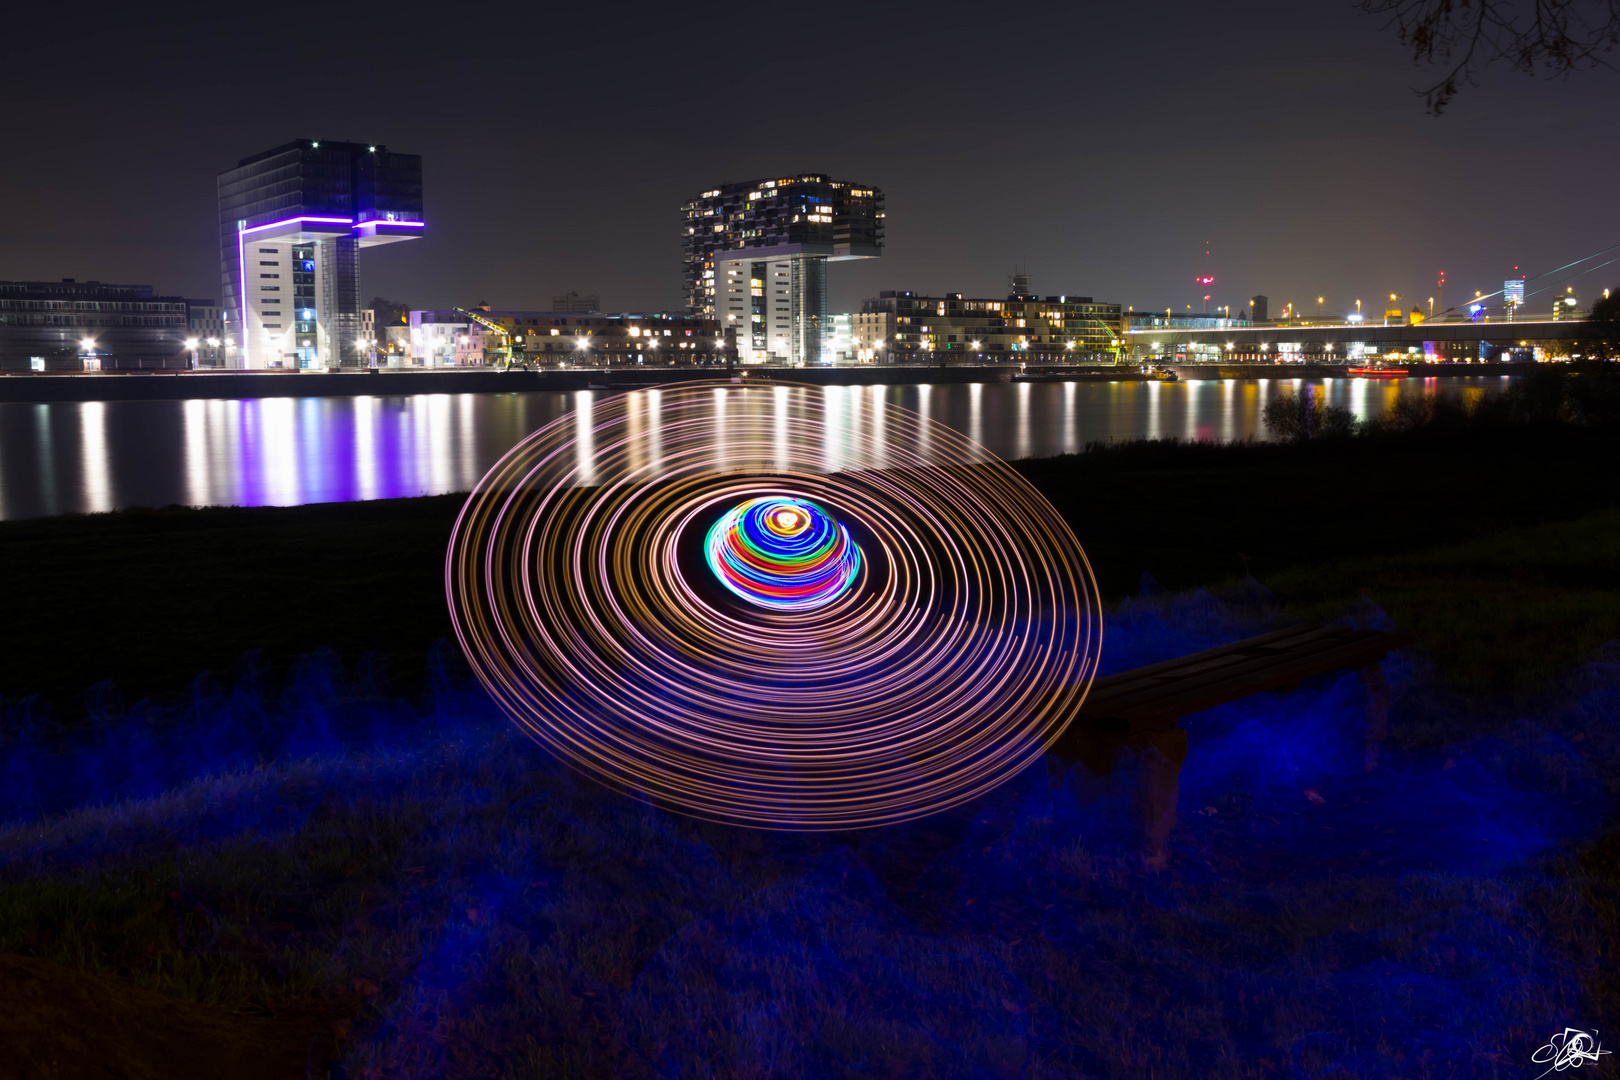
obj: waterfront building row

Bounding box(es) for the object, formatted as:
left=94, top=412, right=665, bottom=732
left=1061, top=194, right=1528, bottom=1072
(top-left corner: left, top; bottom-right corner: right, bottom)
left=0, top=279, right=208, bottom=371
left=855, top=290, right=1126, bottom=363
left=0, top=282, right=725, bottom=371
left=404, top=309, right=728, bottom=366
left=1142, top=339, right=1486, bottom=364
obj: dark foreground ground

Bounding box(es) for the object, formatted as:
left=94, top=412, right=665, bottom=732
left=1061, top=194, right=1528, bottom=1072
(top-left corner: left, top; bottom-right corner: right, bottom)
left=1, top=416, right=1618, bottom=1078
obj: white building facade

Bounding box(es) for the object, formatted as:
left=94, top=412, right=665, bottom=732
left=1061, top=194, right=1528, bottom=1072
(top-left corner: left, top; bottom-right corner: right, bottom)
left=715, top=250, right=833, bottom=365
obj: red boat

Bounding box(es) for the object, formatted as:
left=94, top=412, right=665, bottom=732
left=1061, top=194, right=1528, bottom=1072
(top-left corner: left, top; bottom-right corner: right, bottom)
left=1347, top=361, right=1406, bottom=378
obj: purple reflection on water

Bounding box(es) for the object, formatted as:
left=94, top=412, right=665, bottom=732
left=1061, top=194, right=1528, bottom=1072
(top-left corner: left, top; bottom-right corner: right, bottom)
left=0, top=379, right=1505, bottom=521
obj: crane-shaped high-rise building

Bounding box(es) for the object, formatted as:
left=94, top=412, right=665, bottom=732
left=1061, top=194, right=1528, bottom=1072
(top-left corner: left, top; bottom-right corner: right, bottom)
left=682, top=175, right=882, bottom=365
left=218, top=140, right=423, bottom=369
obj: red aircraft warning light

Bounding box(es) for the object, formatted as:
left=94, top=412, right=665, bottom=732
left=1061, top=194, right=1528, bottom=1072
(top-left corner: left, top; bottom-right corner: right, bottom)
left=1196, top=276, right=1215, bottom=285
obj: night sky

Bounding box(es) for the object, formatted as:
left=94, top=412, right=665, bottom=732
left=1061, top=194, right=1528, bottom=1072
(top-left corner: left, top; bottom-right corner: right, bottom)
left=3, top=0, right=1615, bottom=319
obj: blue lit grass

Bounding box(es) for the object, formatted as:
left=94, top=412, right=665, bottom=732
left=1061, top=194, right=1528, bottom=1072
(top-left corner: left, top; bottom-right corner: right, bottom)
left=3, top=590, right=1617, bottom=1078
left=1262, top=506, right=1620, bottom=701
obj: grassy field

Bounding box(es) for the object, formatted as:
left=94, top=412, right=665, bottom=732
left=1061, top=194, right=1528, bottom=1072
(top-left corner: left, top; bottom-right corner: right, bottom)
left=2, top=575, right=1614, bottom=1078
left=1265, top=506, right=1620, bottom=697
left=1, top=419, right=1618, bottom=1077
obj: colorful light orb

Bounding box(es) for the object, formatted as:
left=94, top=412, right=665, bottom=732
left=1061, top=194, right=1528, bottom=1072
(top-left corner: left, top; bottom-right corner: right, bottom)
left=705, top=497, right=861, bottom=612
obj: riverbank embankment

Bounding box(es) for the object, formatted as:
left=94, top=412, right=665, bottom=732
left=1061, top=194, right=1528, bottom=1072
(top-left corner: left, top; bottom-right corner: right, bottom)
left=0, top=361, right=1541, bottom=403
left=0, top=365, right=1019, bottom=403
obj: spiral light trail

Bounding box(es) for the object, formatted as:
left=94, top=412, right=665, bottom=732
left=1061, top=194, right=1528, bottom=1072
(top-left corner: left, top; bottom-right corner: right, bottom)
left=705, top=496, right=862, bottom=611
left=446, top=381, right=1102, bottom=829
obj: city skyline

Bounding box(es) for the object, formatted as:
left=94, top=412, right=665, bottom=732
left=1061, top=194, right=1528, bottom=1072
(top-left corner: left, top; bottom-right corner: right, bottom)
left=1, top=1, right=1615, bottom=322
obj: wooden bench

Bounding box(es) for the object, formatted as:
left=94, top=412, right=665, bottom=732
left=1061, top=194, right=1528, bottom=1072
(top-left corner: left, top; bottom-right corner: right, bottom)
left=1052, top=623, right=1413, bottom=865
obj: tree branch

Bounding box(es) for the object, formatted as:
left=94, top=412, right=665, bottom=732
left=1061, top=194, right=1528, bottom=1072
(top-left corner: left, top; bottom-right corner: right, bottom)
left=1360, top=0, right=1620, bottom=112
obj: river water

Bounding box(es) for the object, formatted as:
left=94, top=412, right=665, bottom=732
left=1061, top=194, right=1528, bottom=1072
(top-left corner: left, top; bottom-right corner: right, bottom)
left=0, top=376, right=1509, bottom=520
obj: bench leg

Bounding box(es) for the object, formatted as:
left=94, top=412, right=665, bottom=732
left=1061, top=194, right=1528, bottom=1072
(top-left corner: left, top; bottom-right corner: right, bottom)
left=1360, top=662, right=1390, bottom=772
left=1131, top=728, right=1188, bottom=870
left=1058, top=725, right=1187, bottom=867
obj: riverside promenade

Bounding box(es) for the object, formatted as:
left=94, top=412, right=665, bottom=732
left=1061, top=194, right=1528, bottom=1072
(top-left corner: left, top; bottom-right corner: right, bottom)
left=0, top=365, right=1025, bottom=403
left=0, top=361, right=1537, bottom=403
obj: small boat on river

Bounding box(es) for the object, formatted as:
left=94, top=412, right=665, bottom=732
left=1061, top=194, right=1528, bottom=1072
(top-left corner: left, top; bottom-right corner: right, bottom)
left=1347, top=360, right=1407, bottom=378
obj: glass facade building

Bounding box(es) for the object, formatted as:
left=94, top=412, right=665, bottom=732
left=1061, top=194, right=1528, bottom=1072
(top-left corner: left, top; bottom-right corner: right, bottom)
left=218, top=140, right=423, bottom=369
left=0, top=279, right=189, bottom=371
left=683, top=174, right=882, bottom=364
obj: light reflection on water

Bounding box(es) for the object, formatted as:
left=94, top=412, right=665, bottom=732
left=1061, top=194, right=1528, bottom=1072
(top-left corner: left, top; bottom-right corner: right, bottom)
left=0, top=378, right=1505, bottom=521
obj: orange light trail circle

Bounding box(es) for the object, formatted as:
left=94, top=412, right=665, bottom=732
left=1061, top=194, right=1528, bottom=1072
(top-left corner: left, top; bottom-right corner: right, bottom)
left=445, top=381, right=1102, bottom=830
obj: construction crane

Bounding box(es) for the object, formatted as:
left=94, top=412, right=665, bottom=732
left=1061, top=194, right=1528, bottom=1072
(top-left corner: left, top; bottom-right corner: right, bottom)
left=454, top=307, right=530, bottom=370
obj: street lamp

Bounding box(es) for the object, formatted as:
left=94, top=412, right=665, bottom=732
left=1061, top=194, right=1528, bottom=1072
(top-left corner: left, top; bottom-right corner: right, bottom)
left=184, top=337, right=199, bottom=370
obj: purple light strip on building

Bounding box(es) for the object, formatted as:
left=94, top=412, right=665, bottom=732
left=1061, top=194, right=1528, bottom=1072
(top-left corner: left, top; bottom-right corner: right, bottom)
left=241, top=216, right=355, bottom=234
left=234, top=216, right=422, bottom=368
left=235, top=224, right=248, bottom=365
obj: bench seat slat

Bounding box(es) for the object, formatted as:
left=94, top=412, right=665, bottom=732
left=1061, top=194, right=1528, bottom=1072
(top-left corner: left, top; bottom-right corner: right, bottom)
left=1076, top=627, right=1411, bottom=731
left=1085, top=629, right=1380, bottom=709
left=1085, top=634, right=1398, bottom=719
left=1082, top=623, right=1326, bottom=685
left=1083, top=650, right=1407, bottom=731
left=1084, top=625, right=1357, bottom=691
left=1128, top=633, right=1347, bottom=680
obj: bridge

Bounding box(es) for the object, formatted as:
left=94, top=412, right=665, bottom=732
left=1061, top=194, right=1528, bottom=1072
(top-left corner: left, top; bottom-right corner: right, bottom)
left=1124, top=318, right=1586, bottom=363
